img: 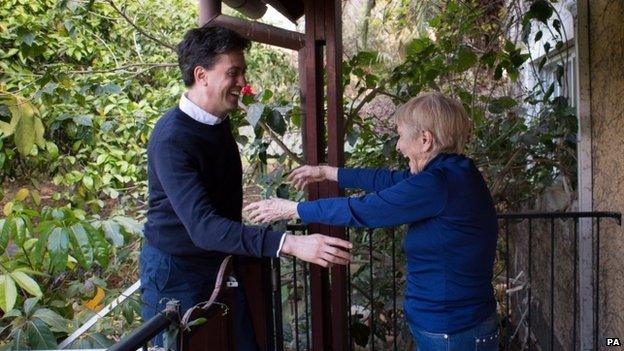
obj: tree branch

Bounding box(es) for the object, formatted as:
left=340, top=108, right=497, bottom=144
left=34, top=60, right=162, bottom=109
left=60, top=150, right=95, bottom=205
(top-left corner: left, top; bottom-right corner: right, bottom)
left=238, top=102, right=305, bottom=165
left=65, top=62, right=177, bottom=74
left=257, top=120, right=305, bottom=165
left=105, top=0, right=177, bottom=52
left=343, top=79, right=389, bottom=137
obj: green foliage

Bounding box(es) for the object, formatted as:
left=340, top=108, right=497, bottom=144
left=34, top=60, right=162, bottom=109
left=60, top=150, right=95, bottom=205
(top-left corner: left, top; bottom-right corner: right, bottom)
left=0, top=189, right=143, bottom=347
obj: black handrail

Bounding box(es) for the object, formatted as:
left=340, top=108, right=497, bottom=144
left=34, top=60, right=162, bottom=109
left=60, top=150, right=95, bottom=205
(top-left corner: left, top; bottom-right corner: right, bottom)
left=109, top=302, right=179, bottom=351
left=497, top=211, right=621, bottom=223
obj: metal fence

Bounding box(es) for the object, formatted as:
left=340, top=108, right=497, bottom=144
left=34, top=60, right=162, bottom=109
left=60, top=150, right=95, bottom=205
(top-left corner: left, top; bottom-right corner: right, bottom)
left=271, top=212, right=621, bottom=351
left=107, top=211, right=621, bottom=351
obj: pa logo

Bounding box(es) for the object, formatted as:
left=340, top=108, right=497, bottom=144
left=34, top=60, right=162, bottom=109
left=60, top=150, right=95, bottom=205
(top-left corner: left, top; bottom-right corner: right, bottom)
left=606, top=338, right=621, bottom=347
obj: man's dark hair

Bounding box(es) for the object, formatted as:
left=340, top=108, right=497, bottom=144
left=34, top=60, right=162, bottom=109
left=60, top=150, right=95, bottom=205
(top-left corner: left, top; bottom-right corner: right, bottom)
left=177, top=25, right=251, bottom=87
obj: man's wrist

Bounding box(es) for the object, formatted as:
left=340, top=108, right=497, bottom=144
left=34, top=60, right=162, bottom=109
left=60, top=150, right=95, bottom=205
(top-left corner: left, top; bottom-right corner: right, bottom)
left=276, top=231, right=290, bottom=257
left=280, top=233, right=294, bottom=256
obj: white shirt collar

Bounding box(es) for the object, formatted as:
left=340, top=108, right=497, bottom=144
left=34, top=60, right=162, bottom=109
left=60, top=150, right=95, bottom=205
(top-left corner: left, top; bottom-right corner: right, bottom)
left=179, top=93, right=223, bottom=125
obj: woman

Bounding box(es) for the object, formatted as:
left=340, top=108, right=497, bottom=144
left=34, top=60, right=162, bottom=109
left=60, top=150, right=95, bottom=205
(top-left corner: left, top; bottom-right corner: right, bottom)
left=245, top=92, right=499, bottom=351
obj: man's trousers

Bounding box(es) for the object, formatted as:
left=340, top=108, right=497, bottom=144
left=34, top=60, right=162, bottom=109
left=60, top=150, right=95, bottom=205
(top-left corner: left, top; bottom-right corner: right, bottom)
left=140, top=243, right=259, bottom=350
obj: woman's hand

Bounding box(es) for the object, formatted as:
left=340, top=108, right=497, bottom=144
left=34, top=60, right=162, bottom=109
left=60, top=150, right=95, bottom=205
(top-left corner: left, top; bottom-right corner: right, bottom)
left=288, top=165, right=338, bottom=191
left=244, top=198, right=299, bottom=223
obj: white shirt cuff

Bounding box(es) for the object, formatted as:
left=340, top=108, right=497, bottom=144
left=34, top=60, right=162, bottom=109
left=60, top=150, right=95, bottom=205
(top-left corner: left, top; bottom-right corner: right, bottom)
left=276, top=231, right=289, bottom=257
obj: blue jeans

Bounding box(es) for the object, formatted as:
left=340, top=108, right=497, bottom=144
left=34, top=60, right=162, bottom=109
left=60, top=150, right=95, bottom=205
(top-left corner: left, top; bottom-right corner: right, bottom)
left=140, top=243, right=259, bottom=350
left=409, top=313, right=499, bottom=351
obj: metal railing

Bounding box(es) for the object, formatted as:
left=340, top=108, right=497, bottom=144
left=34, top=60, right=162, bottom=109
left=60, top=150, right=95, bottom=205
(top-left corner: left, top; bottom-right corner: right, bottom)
left=270, top=211, right=621, bottom=350
left=108, top=301, right=179, bottom=351
left=105, top=211, right=621, bottom=351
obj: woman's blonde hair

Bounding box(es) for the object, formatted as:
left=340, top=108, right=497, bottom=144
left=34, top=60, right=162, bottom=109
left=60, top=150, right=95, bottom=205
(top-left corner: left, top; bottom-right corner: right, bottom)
left=394, top=91, right=472, bottom=154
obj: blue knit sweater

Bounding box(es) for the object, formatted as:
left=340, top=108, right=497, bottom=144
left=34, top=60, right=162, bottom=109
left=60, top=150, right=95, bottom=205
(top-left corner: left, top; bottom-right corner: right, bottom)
left=297, top=153, right=498, bottom=333
left=144, top=107, right=283, bottom=258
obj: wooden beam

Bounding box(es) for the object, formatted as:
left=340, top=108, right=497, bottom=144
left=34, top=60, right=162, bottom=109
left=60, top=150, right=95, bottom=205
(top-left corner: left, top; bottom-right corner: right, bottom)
left=211, top=15, right=305, bottom=51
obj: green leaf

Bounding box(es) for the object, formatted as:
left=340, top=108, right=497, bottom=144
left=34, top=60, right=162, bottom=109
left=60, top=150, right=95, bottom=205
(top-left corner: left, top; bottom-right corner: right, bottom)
left=245, top=103, right=264, bottom=128
left=0, top=275, right=17, bottom=312
left=96, top=83, right=122, bottom=95
left=73, top=332, right=113, bottom=348
left=73, top=115, right=93, bottom=127
left=259, top=89, right=273, bottom=103
left=2, top=308, right=22, bottom=319
left=46, top=141, right=59, bottom=159
left=87, top=226, right=110, bottom=268
left=488, top=96, right=518, bottom=114
left=33, top=308, right=69, bottom=333
left=455, top=46, right=478, bottom=72
left=267, top=110, right=286, bottom=136
left=11, top=99, right=36, bottom=155
left=0, top=219, right=8, bottom=253
left=13, top=216, right=27, bottom=246
left=102, top=220, right=124, bottom=246
left=48, top=227, right=69, bottom=272
left=26, top=319, right=57, bottom=349
left=534, top=30, right=543, bottom=42
left=122, top=301, right=135, bottom=324
left=20, top=31, right=35, bottom=46
left=10, top=271, right=42, bottom=297
left=185, top=317, right=207, bottom=329
left=527, top=0, right=553, bottom=24
left=34, top=117, right=45, bottom=148
left=32, top=227, right=50, bottom=268
left=406, top=38, right=431, bottom=56
left=290, top=106, right=301, bottom=127
left=9, top=327, right=28, bottom=350
left=113, top=216, right=143, bottom=236
left=351, top=51, right=381, bottom=66
left=40, top=82, right=58, bottom=95
left=552, top=19, right=561, bottom=34
left=70, top=223, right=93, bottom=269
left=23, top=297, right=39, bottom=315
left=82, top=175, right=94, bottom=189
left=47, top=227, right=69, bottom=252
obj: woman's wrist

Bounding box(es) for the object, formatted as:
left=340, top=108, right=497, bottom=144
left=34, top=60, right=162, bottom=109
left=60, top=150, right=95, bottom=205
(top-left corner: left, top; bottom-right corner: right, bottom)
left=290, top=201, right=300, bottom=220
left=321, top=165, right=338, bottom=182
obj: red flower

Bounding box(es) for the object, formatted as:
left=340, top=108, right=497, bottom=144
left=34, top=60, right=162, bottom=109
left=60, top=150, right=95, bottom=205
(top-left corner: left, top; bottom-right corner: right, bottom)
left=241, top=84, right=254, bottom=96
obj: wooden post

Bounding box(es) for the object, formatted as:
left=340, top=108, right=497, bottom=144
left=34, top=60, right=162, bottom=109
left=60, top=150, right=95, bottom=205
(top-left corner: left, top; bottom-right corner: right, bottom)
left=301, top=1, right=333, bottom=349
left=198, top=0, right=221, bottom=25
left=324, top=0, right=348, bottom=350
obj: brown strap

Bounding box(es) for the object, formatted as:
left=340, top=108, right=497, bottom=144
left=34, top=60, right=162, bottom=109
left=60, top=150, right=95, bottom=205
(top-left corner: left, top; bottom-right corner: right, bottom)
left=181, top=255, right=233, bottom=325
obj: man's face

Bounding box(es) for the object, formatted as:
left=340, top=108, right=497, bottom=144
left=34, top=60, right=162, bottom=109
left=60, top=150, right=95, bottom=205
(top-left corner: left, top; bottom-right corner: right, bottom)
left=197, top=50, right=247, bottom=117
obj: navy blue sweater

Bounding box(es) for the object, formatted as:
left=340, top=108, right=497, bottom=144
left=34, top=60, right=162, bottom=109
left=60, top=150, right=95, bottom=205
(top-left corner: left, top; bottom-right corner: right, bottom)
left=298, top=153, right=498, bottom=334
left=144, top=107, right=282, bottom=258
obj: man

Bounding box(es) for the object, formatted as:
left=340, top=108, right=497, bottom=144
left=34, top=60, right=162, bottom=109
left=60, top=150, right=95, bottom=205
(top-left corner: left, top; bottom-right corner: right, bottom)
left=141, top=25, right=352, bottom=350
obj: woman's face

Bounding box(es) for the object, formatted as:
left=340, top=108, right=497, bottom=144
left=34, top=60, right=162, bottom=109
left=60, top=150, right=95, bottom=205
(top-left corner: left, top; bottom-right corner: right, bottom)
left=396, top=123, right=433, bottom=173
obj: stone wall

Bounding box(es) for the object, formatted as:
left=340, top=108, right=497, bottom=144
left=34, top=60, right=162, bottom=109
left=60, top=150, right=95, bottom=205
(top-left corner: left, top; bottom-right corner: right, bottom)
left=589, top=0, right=624, bottom=342
left=507, top=182, right=578, bottom=350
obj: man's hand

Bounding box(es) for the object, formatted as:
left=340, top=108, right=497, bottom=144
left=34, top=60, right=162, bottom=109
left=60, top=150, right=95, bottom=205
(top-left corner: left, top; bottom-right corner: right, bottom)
left=288, top=165, right=338, bottom=191
left=244, top=198, right=299, bottom=223
left=281, top=233, right=352, bottom=267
